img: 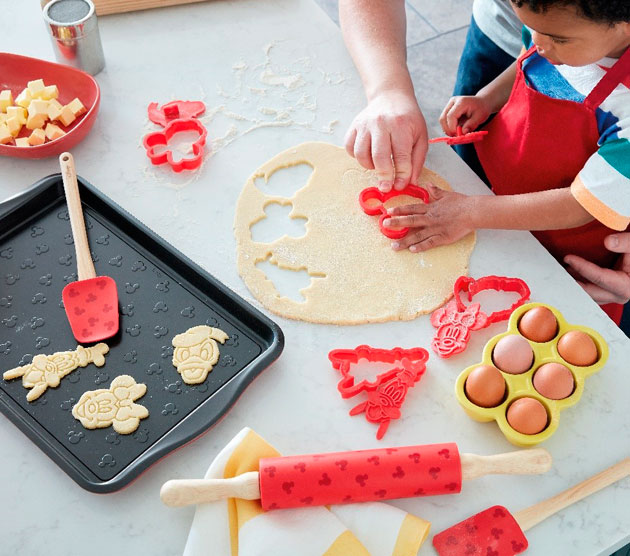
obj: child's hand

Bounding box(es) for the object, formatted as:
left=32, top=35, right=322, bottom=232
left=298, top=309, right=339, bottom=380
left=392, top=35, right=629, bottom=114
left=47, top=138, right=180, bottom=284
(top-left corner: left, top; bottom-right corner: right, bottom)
left=383, top=183, right=474, bottom=252
left=439, top=95, right=493, bottom=136
left=345, top=89, right=428, bottom=192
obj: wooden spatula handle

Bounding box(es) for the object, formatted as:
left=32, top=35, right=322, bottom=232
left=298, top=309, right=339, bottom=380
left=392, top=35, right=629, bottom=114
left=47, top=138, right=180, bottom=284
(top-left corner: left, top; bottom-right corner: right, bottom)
left=59, top=152, right=96, bottom=281
left=160, top=471, right=261, bottom=507
left=461, top=448, right=552, bottom=480
left=514, top=457, right=630, bottom=532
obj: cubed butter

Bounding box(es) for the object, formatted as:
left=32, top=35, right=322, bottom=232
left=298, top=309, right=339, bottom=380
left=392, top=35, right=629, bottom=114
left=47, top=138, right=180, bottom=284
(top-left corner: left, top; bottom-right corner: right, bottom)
left=27, top=100, right=49, bottom=130
left=15, top=137, right=30, bottom=147
left=41, top=85, right=59, bottom=100
left=67, top=98, right=86, bottom=117
left=0, top=124, right=13, bottom=144
left=26, top=113, right=47, bottom=130
left=28, top=128, right=46, bottom=146
left=45, top=123, right=66, bottom=141
left=6, top=106, right=27, bottom=125
left=0, top=114, right=6, bottom=125
left=16, top=88, right=33, bottom=109
left=47, top=99, right=63, bottom=121
left=58, top=105, right=76, bottom=127
left=27, top=79, right=46, bottom=98
left=6, top=117, right=22, bottom=137
left=0, top=90, right=13, bottom=112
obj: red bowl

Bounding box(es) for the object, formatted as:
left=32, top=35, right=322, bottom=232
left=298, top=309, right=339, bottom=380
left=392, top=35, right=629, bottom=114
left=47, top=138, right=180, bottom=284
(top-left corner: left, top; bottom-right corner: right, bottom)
left=0, top=52, right=100, bottom=159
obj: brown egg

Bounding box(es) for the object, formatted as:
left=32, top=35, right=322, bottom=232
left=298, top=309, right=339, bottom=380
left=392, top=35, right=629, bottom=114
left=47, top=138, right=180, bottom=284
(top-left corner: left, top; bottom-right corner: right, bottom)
left=533, top=363, right=575, bottom=400
left=465, top=365, right=506, bottom=408
left=518, top=307, right=558, bottom=343
left=557, top=330, right=598, bottom=366
left=492, top=335, right=534, bottom=375
left=506, top=397, right=548, bottom=435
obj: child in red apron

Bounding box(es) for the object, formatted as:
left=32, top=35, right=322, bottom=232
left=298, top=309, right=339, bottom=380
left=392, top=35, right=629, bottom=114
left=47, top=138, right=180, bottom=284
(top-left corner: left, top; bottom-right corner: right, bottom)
left=385, top=0, right=630, bottom=323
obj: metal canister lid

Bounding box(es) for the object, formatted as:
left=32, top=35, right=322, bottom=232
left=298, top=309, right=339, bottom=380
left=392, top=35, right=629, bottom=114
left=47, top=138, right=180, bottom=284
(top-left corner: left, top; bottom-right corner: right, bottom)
left=43, top=0, right=97, bottom=39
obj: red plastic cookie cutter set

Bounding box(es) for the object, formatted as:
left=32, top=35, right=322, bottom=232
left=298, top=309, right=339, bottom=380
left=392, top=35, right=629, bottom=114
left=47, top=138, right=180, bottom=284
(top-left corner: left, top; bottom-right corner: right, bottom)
left=429, top=125, right=488, bottom=146
left=143, top=100, right=208, bottom=172
left=329, top=345, right=429, bottom=439
left=359, top=184, right=429, bottom=239
left=431, top=275, right=530, bottom=358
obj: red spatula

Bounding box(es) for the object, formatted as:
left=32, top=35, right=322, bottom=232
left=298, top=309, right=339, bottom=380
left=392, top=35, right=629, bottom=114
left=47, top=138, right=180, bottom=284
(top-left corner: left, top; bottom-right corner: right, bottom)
left=60, top=152, right=119, bottom=343
left=433, top=457, right=630, bottom=555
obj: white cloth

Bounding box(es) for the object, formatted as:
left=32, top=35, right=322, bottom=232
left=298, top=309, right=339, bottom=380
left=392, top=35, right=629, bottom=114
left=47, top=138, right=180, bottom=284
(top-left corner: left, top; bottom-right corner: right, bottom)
left=472, top=0, right=523, bottom=58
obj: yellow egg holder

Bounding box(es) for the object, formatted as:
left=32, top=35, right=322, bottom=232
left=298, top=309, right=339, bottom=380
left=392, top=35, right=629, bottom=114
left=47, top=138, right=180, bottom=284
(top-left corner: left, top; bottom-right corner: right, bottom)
left=454, top=302, right=609, bottom=447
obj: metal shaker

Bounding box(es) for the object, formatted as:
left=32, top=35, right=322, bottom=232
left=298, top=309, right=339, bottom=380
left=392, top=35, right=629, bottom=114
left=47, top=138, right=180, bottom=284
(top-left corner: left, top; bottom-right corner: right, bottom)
left=42, top=0, right=105, bottom=75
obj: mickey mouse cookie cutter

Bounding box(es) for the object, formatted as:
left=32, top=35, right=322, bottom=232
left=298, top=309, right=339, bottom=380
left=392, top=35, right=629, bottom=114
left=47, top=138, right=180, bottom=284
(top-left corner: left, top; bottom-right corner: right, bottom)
left=429, top=125, right=488, bottom=146
left=143, top=118, right=208, bottom=173
left=359, top=184, right=429, bottom=239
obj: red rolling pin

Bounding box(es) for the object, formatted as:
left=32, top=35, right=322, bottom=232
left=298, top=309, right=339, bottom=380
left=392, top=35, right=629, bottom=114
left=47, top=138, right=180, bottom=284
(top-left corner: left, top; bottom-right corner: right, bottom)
left=160, top=443, right=552, bottom=510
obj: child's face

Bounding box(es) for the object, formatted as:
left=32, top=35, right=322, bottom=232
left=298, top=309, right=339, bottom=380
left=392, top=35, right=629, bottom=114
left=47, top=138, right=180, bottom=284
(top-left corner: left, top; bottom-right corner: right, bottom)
left=512, top=3, right=630, bottom=66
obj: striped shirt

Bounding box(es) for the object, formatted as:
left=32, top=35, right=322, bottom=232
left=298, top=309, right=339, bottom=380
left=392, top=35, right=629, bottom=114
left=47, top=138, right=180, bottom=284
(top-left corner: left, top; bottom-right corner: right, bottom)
left=521, top=28, right=630, bottom=231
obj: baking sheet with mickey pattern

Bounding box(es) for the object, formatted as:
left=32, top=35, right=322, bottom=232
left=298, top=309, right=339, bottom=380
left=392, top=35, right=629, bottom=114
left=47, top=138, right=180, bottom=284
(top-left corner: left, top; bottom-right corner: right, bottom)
left=0, top=175, right=283, bottom=492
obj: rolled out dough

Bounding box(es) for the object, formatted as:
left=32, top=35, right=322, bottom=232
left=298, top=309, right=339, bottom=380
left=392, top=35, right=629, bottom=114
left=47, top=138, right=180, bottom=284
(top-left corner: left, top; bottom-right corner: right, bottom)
left=234, top=142, right=476, bottom=324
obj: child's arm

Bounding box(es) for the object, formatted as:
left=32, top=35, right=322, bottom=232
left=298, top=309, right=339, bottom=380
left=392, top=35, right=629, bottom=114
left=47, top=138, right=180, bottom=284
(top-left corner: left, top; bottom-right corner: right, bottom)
left=440, top=62, right=518, bottom=136
left=384, top=183, right=593, bottom=253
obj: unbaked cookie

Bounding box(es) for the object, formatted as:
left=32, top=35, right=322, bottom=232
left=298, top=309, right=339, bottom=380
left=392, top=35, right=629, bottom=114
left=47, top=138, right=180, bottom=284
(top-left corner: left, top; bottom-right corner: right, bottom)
left=72, top=375, right=149, bottom=434
left=234, top=141, right=476, bottom=324
left=171, top=325, right=229, bottom=384
left=3, top=343, right=109, bottom=402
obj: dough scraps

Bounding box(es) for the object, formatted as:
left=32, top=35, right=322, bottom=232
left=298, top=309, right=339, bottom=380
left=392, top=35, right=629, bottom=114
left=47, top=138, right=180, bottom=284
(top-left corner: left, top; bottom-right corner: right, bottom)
left=72, top=375, right=148, bottom=434
left=3, top=343, right=109, bottom=402
left=234, top=142, right=476, bottom=324
left=171, top=325, right=229, bottom=385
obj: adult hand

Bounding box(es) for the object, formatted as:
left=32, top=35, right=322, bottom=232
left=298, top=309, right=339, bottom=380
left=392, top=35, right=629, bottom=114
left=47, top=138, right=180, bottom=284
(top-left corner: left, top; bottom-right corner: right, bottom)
left=384, top=183, right=474, bottom=252
left=344, top=89, right=428, bottom=192
left=439, top=95, right=493, bottom=136
left=564, top=233, right=630, bottom=305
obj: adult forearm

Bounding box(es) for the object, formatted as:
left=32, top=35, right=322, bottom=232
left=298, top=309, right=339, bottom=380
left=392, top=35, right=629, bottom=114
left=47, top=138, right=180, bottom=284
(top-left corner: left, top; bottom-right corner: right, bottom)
left=467, top=188, right=594, bottom=231
left=339, top=0, right=413, bottom=100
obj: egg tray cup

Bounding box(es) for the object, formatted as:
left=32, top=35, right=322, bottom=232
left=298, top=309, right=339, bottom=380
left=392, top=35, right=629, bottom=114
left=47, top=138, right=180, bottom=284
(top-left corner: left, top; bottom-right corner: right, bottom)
left=454, top=302, right=609, bottom=447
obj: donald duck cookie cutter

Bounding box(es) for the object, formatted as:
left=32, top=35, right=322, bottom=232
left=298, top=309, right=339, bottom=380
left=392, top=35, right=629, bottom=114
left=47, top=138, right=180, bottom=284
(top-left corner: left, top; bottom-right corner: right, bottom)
left=3, top=343, right=109, bottom=401
left=171, top=325, right=229, bottom=385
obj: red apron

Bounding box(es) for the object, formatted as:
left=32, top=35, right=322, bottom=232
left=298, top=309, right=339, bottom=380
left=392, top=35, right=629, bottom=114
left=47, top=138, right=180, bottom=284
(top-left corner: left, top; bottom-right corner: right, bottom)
left=476, top=46, right=630, bottom=324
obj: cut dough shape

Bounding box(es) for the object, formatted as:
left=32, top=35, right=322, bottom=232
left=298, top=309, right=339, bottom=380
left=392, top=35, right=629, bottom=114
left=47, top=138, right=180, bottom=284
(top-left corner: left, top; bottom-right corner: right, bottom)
left=3, top=343, right=109, bottom=402
left=234, top=142, right=476, bottom=324
left=171, top=325, right=229, bottom=384
left=72, top=375, right=148, bottom=434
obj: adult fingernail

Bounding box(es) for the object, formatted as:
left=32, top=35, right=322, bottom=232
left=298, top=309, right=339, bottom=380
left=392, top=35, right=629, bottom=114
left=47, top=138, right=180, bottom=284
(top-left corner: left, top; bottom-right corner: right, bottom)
left=378, top=181, right=392, bottom=191
left=391, top=242, right=400, bottom=249
left=393, top=178, right=406, bottom=190
left=383, top=219, right=391, bottom=226
left=409, top=246, right=417, bottom=252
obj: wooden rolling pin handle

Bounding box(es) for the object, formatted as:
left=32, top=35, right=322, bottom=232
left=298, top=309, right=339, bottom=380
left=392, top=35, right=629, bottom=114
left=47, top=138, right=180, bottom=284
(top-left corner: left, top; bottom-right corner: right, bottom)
left=514, top=457, right=630, bottom=532
left=160, top=471, right=261, bottom=507
left=460, top=448, right=552, bottom=480
left=59, top=152, right=96, bottom=281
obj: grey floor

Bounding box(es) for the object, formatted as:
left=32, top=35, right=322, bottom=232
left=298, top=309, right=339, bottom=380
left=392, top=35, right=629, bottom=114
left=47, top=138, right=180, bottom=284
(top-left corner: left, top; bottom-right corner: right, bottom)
left=314, top=0, right=474, bottom=134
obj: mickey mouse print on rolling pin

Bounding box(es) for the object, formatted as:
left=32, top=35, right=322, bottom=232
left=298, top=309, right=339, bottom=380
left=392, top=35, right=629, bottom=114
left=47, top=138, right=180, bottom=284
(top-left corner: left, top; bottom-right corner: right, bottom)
left=160, top=443, right=552, bottom=510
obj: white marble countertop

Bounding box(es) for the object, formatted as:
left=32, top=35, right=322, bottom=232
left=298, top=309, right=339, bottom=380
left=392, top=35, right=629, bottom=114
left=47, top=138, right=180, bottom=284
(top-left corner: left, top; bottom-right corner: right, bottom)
left=1, top=1, right=630, bottom=555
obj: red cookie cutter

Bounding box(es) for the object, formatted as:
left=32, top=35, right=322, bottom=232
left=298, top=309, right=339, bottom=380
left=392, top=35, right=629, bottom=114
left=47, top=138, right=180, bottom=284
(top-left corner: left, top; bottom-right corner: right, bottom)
left=431, top=275, right=530, bottom=358
left=329, top=345, right=429, bottom=439
left=429, top=125, right=488, bottom=146
left=148, top=100, right=206, bottom=127
left=359, top=184, right=429, bottom=239
left=143, top=118, right=208, bottom=173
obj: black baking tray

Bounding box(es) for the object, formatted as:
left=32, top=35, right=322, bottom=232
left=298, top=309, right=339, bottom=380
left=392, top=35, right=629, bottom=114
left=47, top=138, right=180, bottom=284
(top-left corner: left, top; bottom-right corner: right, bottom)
left=0, top=174, right=283, bottom=492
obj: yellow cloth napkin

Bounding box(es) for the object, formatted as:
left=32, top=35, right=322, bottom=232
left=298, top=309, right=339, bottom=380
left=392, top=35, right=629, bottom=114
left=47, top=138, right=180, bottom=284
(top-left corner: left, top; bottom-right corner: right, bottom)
left=183, top=427, right=430, bottom=556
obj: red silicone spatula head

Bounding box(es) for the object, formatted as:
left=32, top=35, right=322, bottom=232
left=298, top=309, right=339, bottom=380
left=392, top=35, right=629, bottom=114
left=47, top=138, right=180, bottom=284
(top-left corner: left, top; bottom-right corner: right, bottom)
left=433, top=505, right=528, bottom=556
left=59, top=152, right=119, bottom=343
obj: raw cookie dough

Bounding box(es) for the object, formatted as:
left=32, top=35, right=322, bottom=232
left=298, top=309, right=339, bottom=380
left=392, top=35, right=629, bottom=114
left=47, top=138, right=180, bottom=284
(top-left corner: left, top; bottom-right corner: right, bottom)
left=171, top=325, right=229, bottom=384
left=3, top=343, right=109, bottom=402
left=234, top=141, right=476, bottom=324
left=72, top=375, right=149, bottom=434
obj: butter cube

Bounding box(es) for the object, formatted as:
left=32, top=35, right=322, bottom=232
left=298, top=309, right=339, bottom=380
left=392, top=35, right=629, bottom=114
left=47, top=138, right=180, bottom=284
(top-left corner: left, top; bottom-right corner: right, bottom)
left=45, top=123, right=66, bottom=141
left=28, top=128, right=46, bottom=146
left=0, top=114, right=6, bottom=125
left=26, top=100, right=49, bottom=129
left=27, top=79, right=46, bottom=98
left=15, top=137, right=30, bottom=147
left=16, top=88, right=33, bottom=108
left=0, top=124, right=13, bottom=144
left=41, top=85, right=59, bottom=100
left=6, top=117, right=22, bottom=137
left=67, top=98, right=86, bottom=117
left=47, top=99, right=63, bottom=121
left=6, top=106, right=26, bottom=125
left=0, top=90, right=13, bottom=112
left=57, top=105, right=76, bottom=127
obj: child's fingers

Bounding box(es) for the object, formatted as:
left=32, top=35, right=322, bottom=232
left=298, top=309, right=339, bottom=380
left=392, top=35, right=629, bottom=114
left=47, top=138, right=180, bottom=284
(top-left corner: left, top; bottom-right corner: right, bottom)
left=577, top=281, right=628, bottom=305
left=383, top=214, right=427, bottom=228
left=460, top=111, right=487, bottom=134
left=445, top=101, right=468, bottom=136
left=386, top=203, right=428, bottom=216
left=391, top=230, right=445, bottom=253
left=439, top=98, right=456, bottom=135
left=371, top=131, right=395, bottom=191
left=426, top=182, right=444, bottom=201
left=564, top=254, right=630, bottom=303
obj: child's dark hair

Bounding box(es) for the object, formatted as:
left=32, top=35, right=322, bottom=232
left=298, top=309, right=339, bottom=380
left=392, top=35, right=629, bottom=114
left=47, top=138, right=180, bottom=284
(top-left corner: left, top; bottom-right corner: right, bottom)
left=510, top=0, right=630, bottom=24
